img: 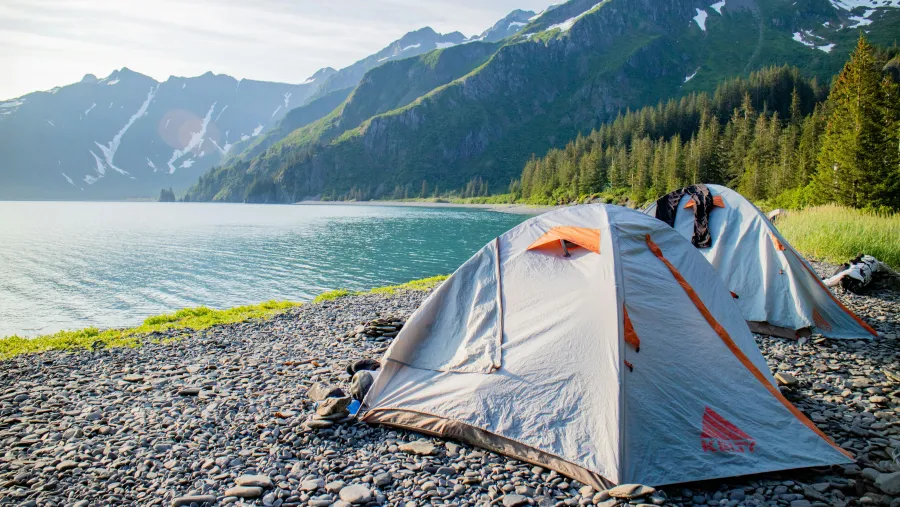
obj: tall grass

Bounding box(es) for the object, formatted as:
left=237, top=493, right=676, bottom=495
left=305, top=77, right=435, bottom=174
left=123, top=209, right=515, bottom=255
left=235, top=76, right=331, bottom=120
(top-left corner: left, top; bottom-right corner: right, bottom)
left=776, top=205, right=900, bottom=269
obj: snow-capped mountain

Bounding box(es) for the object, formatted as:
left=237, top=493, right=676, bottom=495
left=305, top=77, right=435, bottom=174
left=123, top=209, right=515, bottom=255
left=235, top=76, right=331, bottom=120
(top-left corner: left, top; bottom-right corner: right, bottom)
left=0, top=68, right=327, bottom=199
left=310, top=27, right=473, bottom=100
left=471, top=9, right=537, bottom=42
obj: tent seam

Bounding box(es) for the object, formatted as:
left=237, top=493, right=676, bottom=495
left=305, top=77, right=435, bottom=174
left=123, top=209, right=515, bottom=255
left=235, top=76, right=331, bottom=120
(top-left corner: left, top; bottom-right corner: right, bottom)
left=494, top=237, right=503, bottom=371
left=609, top=218, right=627, bottom=484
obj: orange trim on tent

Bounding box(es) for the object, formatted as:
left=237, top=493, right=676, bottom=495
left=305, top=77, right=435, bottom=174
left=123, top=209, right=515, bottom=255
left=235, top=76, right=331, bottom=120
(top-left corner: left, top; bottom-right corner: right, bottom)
left=683, top=196, right=726, bottom=209
left=527, top=227, right=600, bottom=254
left=785, top=248, right=878, bottom=337
left=623, top=306, right=640, bottom=352
left=644, top=234, right=854, bottom=460
left=770, top=232, right=785, bottom=251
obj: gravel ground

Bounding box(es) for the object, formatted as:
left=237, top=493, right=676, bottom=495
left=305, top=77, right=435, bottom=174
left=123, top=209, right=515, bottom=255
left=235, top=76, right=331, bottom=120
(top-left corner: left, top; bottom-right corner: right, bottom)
left=0, top=262, right=897, bottom=507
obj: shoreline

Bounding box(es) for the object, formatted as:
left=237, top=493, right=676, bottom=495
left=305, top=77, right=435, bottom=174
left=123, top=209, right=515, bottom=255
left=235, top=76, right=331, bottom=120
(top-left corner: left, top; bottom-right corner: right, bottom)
left=294, top=199, right=559, bottom=215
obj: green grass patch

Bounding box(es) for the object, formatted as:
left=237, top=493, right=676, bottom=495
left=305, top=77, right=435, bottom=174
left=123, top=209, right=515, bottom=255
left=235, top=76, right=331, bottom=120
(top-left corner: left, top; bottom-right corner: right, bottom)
left=312, top=275, right=449, bottom=302
left=776, top=205, right=900, bottom=269
left=0, top=300, right=299, bottom=361
left=312, top=289, right=355, bottom=303
left=368, top=275, right=448, bottom=295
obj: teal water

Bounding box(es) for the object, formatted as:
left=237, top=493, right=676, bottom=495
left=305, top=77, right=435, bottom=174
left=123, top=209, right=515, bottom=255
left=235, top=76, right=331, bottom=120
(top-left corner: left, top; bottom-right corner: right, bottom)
left=0, top=202, right=528, bottom=337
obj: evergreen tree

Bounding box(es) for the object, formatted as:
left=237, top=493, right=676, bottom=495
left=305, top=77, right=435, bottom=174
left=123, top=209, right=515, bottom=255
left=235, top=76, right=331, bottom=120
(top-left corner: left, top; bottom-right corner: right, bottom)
left=814, top=36, right=894, bottom=208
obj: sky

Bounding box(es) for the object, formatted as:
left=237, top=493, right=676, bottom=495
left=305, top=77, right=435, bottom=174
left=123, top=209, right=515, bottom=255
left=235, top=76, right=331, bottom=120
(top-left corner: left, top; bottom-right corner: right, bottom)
left=0, top=0, right=556, bottom=101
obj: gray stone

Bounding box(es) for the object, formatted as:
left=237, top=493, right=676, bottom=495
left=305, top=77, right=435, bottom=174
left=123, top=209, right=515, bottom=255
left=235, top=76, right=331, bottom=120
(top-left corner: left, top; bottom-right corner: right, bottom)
left=224, top=486, right=263, bottom=498
left=875, top=471, right=900, bottom=495
left=775, top=372, right=799, bottom=386
left=325, top=481, right=345, bottom=493
left=374, top=473, right=392, bottom=487
left=55, top=460, right=79, bottom=472
left=171, top=495, right=216, bottom=507
left=235, top=474, right=273, bottom=488
left=608, top=484, right=655, bottom=499
left=339, top=484, right=372, bottom=504
left=399, top=439, right=436, bottom=455
left=503, top=494, right=529, bottom=507
left=301, top=479, right=324, bottom=491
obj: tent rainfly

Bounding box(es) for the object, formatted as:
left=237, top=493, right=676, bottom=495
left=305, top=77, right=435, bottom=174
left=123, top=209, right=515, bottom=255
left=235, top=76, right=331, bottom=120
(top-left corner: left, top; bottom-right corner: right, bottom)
left=644, top=184, right=877, bottom=340
left=362, top=204, right=852, bottom=488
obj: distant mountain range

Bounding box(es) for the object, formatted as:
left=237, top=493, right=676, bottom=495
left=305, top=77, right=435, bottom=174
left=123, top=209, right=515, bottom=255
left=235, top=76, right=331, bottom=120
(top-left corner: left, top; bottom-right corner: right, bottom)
left=0, top=10, right=534, bottom=200
left=3, top=0, right=899, bottom=202
left=185, top=0, right=900, bottom=203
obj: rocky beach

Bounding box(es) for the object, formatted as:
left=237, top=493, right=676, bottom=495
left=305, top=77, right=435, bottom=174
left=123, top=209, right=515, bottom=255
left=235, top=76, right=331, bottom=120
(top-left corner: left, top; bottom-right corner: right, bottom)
left=1, top=262, right=898, bottom=507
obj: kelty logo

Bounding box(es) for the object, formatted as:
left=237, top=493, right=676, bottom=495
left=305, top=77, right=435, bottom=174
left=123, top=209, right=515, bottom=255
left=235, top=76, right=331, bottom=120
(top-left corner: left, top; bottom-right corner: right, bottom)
left=701, top=406, right=755, bottom=453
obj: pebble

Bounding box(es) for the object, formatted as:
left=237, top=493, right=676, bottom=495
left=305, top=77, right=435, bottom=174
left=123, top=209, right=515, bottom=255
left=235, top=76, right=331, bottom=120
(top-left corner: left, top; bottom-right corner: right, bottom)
left=235, top=474, right=273, bottom=488
left=503, top=493, right=529, bottom=507
left=171, top=495, right=216, bottom=506
left=223, top=486, right=263, bottom=498
left=399, top=439, right=436, bottom=455
left=339, top=484, right=372, bottom=504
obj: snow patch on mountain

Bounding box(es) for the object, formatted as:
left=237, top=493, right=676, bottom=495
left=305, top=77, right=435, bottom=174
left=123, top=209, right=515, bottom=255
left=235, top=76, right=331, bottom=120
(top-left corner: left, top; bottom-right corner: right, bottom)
left=710, top=1, right=725, bottom=14
left=377, top=56, right=390, bottom=62
left=166, top=102, right=215, bottom=174
left=241, top=134, right=250, bottom=141
left=181, top=159, right=195, bottom=169
left=685, top=68, right=699, bottom=82
left=792, top=30, right=834, bottom=52
left=84, top=103, right=96, bottom=116
left=0, top=99, right=24, bottom=117
left=402, top=43, right=421, bottom=52
left=548, top=2, right=604, bottom=32
left=509, top=21, right=526, bottom=29
left=46, top=120, right=55, bottom=127
left=283, top=92, right=292, bottom=108
left=271, top=106, right=281, bottom=118
left=107, top=78, right=120, bottom=86
left=848, top=10, right=875, bottom=27
left=146, top=158, right=157, bottom=171
left=252, top=124, right=264, bottom=136
left=830, top=0, right=900, bottom=10
left=694, top=9, right=708, bottom=31
left=211, top=139, right=232, bottom=156
left=94, top=85, right=157, bottom=177
left=61, top=173, right=75, bottom=186
left=435, top=41, right=457, bottom=49
left=214, top=105, right=228, bottom=122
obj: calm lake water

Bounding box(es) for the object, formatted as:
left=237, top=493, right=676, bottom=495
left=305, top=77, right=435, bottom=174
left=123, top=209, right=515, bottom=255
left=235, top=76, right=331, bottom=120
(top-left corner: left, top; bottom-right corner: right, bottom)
left=0, top=202, right=528, bottom=337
